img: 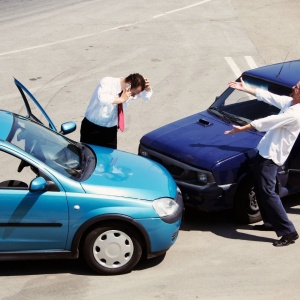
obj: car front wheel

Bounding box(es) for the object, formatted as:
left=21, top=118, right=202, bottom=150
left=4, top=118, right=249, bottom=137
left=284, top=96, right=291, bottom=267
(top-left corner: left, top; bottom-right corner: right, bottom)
left=83, top=223, right=142, bottom=275
left=234, top=179, right=262, bottom=224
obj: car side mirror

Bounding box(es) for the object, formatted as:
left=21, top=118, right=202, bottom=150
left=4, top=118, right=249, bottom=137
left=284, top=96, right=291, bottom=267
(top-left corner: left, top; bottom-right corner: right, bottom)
left=29, top=177, right=47, bottom=192
left=60, top=121, right=76, bottom=135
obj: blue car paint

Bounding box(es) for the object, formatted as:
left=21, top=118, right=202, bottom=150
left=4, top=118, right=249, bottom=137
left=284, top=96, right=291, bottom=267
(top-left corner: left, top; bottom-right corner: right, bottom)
left=142, top=110, right=263, bottom=172
left=81, top=145, right=178, bottom=200
left=139, top=60, right=300, bottom=217
left=0, top=79, right=183, bottom=269
left=1, top=134, right=181, bottom=252
left=0, top=189, right=69, bottom=251
left=0, top=112, right=13, bottom=140
left=243, top=60, right=300, bottom=87
left=136, top=217, right=181, bottom=252
left=65, top=193, right=180, bottom=252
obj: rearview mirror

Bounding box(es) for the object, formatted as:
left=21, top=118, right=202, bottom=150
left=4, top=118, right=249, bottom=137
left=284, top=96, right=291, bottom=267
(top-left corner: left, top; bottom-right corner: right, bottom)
left=60, top=121, right=76, bottom=135
left=29, top=177, right=47, bottom=192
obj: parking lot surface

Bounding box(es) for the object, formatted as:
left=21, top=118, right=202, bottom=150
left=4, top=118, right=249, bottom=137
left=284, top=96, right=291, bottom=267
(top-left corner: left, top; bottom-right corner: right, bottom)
left=1, top=0, right=300, bottom=299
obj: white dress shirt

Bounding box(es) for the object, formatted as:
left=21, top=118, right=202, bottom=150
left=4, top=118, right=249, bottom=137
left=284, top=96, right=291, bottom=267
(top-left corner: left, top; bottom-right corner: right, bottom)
left=251, top=88, right=300, bottom=166
left=85, top=77, right=153, bottom=127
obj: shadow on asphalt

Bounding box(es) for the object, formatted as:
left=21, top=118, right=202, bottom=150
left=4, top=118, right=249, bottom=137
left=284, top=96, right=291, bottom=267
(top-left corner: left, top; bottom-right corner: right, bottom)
left=0, top=253, right=167, bottom=277
left=0, top=257, right=94, bottom=276
left=0, top=196, right=299, bottom=276
left=180, top=194, right=300, bottom=244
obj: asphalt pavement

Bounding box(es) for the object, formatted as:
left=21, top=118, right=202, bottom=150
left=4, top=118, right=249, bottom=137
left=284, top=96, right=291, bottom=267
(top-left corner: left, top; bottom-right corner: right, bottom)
left=1, top=0, right=300, bottom=299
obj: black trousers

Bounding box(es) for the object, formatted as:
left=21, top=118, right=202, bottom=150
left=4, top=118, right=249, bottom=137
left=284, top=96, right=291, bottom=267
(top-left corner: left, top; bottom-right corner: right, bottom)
left=80, top=117, right=118, bottom=149
left=253, top=154, right=296, bottom=236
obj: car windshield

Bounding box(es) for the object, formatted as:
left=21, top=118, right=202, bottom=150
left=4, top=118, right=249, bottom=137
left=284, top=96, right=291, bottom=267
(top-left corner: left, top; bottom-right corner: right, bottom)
left=7, top=115, right=85, bottom=179
left=209, top=75, right=292, bottom=124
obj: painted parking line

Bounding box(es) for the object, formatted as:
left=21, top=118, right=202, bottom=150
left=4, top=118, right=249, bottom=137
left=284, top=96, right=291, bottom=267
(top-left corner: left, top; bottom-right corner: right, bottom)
left=245, top=56, right=257, bottom=69
left=225, top=57, right=242, bottom=78
left=152, top=0, right=213, bottom=18
left=225, top=56, right=258, bottom=78
left=0, top=0, right=214, bottom=57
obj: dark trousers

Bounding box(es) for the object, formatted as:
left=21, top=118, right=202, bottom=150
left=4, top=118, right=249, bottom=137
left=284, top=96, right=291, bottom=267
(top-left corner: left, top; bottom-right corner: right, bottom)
left=253, top=154, right=296, bottom=236
left=80, top=117, right=118, bottom=149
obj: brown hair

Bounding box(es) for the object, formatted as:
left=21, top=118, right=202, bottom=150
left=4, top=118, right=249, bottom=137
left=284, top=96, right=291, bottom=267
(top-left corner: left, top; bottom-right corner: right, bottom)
left=125, top=73, right=146, bottom=90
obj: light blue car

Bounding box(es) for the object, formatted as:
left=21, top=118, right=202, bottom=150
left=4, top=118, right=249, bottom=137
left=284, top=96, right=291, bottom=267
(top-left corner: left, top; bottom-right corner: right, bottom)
left=0, top=79, right=183, bottom=275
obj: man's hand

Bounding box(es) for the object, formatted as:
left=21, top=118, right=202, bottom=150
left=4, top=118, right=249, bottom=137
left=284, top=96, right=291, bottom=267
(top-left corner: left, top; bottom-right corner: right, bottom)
left=120, top=91, right=131, bottom=102
left=144, top=78, right=151, bottom=91
left=228, top=77, right=256, bottom=96
left=224, top=125, right=244, bottom=134
left=228, top=77, right=246, bottom=91
left=224, top=124, right=254, bottom=134
left=113, top=90, right=131, bottom=104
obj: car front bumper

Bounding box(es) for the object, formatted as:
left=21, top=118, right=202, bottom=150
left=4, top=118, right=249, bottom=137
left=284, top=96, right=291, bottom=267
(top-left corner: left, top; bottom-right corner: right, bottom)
left=137, top=216, right=182, bottom=257
left=177, top=180, right=237, bottom=212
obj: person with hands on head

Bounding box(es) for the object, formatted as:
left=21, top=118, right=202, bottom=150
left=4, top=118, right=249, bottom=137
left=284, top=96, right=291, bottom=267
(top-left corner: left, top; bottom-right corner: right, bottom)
left=80, top=73, right=153, bottom=149
left=225, top=77, right=300, bottom=247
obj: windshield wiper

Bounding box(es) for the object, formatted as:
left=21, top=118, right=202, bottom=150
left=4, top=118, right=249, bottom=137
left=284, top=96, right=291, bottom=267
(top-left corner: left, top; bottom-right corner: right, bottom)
left=75, top=142, right=86, bottom=165
left=225, top=114, right=248, bottom=125
left=209, top=107, right=232, bottom=123
left=209, top=107, right=248, bottom=125
left=74, top=142, right=87, bottom=179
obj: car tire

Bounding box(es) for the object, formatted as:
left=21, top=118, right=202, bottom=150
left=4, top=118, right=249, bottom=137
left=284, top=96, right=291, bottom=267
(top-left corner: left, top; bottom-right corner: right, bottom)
left=83, top=222, right=142, bottom=275
left=234, top=179, right=262, bottom=224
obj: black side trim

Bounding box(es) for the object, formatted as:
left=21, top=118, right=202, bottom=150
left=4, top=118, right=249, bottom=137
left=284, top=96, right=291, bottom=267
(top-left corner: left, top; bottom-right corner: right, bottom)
left=0, top=251, right=78, bottom=261
left=0, top=223, right=62, bottom=227
left=147, top=249, right=168, bottom=259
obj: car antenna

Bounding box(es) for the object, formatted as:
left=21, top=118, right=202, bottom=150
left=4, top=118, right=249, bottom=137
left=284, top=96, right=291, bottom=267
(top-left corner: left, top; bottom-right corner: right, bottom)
left=276, top=51, right=289, bottom=78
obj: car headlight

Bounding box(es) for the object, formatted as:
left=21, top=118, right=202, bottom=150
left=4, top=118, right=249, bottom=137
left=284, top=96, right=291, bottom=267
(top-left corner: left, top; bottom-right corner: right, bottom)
left=139, top=146, right=150, bottom=158
left=152, top=197, right=179, bottom=217
left=197, top=172, right=208, bottom=185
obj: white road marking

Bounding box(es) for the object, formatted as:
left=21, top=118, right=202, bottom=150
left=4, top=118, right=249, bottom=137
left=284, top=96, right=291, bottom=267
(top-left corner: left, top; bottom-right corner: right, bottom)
left=225, top=56, right=259, bottom=99
left=152, top=0, right=213, bottom=18
left=0, top=0, right=214, bottom=57
left=225, top=56, right=258, bottom=78
left=224, top=57, right=242, bottom=78
left=245, top=56, right=257, bottom=69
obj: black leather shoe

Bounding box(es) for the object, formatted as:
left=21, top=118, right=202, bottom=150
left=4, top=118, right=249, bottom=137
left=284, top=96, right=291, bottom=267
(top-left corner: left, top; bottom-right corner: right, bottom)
left=273, top=231, right=299, bottom=247
left=252, top=224, right=273, bottom=231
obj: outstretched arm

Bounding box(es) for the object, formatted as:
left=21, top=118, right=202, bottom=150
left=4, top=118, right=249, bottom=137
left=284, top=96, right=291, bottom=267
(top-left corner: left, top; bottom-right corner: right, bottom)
left=228, top=77, right=256, bottom=96
left=224, top=124, right=254, bottom=135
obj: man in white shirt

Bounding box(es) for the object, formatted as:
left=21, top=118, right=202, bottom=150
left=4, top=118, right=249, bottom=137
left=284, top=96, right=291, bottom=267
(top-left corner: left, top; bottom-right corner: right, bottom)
left=225, top=78, right=300, bottom=246
left=80, top=73, right=153, bottom=149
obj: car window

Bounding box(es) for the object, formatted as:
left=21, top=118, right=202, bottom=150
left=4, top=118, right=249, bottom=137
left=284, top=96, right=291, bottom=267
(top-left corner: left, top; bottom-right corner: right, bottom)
left=210, top=76, right=292, bottom=123
left=6, top=115, right=84, bottom=180
left=0, top=150, right=37, bottom=189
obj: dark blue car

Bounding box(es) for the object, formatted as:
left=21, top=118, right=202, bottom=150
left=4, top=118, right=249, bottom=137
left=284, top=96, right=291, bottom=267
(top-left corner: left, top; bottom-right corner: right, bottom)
left=139, top=60, right=300, bottom=224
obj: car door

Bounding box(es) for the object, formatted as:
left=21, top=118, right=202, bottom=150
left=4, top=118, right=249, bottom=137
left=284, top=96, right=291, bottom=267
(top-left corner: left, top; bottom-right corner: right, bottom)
left=14, top=78, right=76, bottom=135
left=14, top=78, right=58, bottom=132
left=0, top=148, right=69, bottom=251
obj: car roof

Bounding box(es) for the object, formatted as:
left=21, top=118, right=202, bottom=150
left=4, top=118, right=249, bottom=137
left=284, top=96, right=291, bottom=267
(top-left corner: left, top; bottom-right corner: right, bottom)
left=0, top=110, right=14, bottom=141
left=243, top=59, right=300, bottom=88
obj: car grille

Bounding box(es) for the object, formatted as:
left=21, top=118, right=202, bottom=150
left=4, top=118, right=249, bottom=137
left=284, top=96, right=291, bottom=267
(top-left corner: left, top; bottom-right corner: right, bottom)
left=148, top=155, right=195, bottom=180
